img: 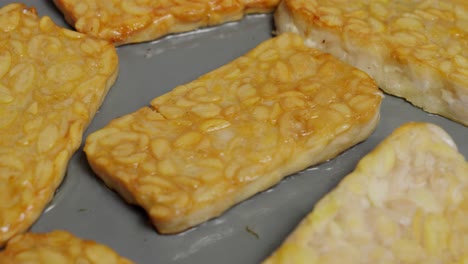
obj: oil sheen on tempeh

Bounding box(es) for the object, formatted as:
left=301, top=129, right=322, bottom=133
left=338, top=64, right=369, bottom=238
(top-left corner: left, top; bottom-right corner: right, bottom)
left=84, top=33, right=382, bottom=234
left=53, top=0, right=281, bottom=45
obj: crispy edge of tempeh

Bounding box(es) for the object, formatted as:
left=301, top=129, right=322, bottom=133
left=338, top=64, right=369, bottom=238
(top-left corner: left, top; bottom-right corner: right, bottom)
left=84, top=33, right=382, bottom=234
left=53, top=0, right=281, bottom=46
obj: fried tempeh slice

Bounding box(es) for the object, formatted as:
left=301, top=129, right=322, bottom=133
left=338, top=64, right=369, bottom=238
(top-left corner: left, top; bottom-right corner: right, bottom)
left=263, top=122, right=468, bottom=264
left=0, top=4, right=118, bottom=246
left=53, top=0, right=281, bottom=46
left=0, top=230, right=134, bottom=263
left=275, top=0, right=468, bottom=126
left=84, top=33, right=382, bottom=233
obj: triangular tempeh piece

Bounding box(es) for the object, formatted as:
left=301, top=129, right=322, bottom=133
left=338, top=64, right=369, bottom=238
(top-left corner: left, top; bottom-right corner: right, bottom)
left=263, top=122, right=468, bottom=264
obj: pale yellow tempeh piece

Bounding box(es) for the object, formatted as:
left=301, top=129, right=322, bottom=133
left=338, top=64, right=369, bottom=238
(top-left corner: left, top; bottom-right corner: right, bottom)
left=0, top=230, right=134, bottom=264
left=84, top=33, right=382, bottom=233
left=275, top=0, right=468, bottom=126
left=53, top=0, right=281, bottom=46
left=263, top=122, right=468, bottom=264
left=0, top=4, right=118, bottom=246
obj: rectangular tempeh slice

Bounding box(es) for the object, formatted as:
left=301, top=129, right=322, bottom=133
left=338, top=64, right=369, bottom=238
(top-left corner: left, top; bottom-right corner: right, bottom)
left=263, top=122, right=468, bottom=264
left=53, top=0, right=281, bottom=46
left=275, top=0, right=468, bottom=126
left=84, top=33, right=383, bottom=234
left=0, top=4, right=118, bottom=246
left=0, top=230, right=134, bottom=263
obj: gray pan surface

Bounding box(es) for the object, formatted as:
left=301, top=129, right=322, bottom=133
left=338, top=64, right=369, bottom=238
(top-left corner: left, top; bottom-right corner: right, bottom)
left=3, top=1, right=467, bottom=263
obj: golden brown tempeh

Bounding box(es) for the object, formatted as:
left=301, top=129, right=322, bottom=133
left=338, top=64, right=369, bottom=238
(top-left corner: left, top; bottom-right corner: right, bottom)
left=84, top=33, right=382, bottom=234
left=53, top=0, right=281, bottom=46
left=0, top=230, right=134, bottom=263
left=0, top=3, right=118, bottom=246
